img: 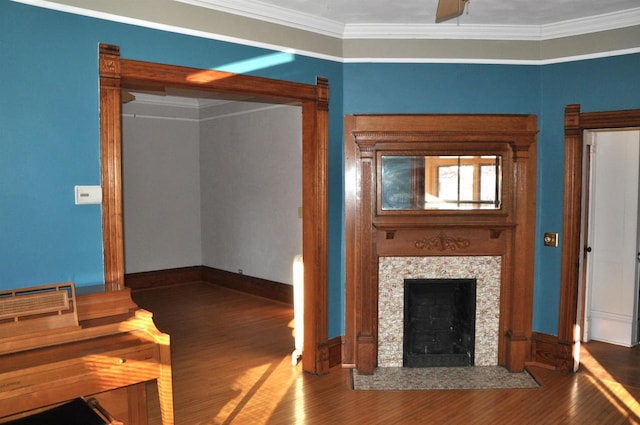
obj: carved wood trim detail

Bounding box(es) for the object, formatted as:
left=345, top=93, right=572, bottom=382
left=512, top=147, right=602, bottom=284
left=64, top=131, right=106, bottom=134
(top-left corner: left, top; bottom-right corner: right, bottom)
left=414, top=233, right=471, bottom=251
left=99, top=44, right=124, bottom=292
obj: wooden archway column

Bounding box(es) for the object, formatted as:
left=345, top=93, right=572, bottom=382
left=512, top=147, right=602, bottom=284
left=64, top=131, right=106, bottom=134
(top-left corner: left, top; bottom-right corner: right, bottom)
left=99, top=44, right=330, bottom=375
left=558, top=104, right=640, bottom=372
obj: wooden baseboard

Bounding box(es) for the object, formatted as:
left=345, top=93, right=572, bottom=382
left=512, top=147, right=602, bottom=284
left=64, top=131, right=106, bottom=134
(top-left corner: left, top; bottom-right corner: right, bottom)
left=530, top=332, right=574, bottom=373
left=328, top=336, right=343, bottom=370
left=125, top=266, right=204, bottom=291
left=201, top=267, right=293, bottom=305
left=125, top=266, right=293, bottom=305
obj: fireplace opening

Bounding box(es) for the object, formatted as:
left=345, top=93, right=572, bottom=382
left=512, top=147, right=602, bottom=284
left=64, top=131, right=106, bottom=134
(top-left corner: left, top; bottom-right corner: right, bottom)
left=403, top=278, right=476, bottom=367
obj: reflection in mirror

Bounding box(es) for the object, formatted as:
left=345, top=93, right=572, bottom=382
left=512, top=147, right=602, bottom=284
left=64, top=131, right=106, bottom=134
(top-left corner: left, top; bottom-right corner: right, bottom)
left=381, top=155, right=502, bottom=210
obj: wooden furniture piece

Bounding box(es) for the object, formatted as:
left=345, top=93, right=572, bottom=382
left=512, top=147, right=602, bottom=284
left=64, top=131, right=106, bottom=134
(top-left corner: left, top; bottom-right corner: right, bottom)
left=1, top=398, right=123, bottom=425
left=344, top=114, right=538, bottom=375
left=0, top=284, right=174, bottom=425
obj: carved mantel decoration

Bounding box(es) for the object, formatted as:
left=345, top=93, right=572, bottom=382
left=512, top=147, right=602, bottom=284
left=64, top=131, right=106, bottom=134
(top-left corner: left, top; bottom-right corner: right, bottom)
left=415, top=232, right=471, bottom=251
left=344, top=114, right=538, bottom=375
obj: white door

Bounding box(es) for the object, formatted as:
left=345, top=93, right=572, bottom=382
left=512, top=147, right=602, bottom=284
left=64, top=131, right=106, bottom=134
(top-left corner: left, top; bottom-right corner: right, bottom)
left=583, top=129, right=640, bottom=347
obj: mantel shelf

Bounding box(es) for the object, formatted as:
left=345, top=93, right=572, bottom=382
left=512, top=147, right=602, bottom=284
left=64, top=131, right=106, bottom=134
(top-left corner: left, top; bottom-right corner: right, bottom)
left=373, top=222, right=516, bottom=230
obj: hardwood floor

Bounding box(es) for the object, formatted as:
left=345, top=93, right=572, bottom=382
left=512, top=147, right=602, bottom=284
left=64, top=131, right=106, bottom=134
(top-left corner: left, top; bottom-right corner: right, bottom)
left=580, top=340, right=640, bottom=389
left=132, top=282, right=640, bottom=425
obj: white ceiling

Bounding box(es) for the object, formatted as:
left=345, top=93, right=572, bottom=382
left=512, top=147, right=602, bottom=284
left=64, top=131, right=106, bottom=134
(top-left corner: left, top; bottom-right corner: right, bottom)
left=178, top=0, right=640, bottom=29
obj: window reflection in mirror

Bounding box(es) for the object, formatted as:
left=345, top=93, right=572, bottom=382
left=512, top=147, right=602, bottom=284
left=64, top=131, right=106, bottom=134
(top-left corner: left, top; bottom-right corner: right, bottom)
left=381, top=155, right=502, bottom=210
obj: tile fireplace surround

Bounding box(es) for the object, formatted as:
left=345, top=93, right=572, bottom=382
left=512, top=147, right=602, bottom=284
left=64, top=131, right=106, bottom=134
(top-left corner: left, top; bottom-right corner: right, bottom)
left=378, top=256, right=501, bottom=367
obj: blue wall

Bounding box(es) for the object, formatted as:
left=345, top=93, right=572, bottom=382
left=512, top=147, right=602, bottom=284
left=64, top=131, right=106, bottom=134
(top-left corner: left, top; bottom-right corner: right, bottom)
left=533, top=54, right=640, bottom=334
left=1, top=1, right=639, bottom=338
left=344, top=63, right=541, bottom=114
left=0, top=2, right=344, bottom=336
left=343, top=56, right=640, bottom=335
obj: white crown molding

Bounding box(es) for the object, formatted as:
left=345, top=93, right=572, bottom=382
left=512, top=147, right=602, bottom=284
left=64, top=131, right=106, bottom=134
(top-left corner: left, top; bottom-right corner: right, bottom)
left=342, top=23, right=542, bottom=41
left=343, top=47, right=640, bottom=65
left=540, top=7, right=640, bottom=40
left=13, top=0, right=640, bottom=42
left=175, top=0, right=640, bottom=41
left=128, top=92, right=229, bottom=108
left=343, top=8, right=640, bottom=40
left=128, top=93, right=201, bottom=108
left=124, top=93, right=292, bottom=121
left=122, top=113, right=200, bottom=122
left=11, top=0, right=640, bottom=65
left=175, top=0, right=345, bottom=38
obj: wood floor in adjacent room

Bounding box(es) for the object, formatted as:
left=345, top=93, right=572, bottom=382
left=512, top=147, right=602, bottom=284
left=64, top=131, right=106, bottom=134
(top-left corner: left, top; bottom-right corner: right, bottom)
left=132, top=281, right=640, bottom=425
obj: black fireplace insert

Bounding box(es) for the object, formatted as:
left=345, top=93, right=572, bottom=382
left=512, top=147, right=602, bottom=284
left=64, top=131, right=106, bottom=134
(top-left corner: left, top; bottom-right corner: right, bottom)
left=403, top=278, right=476, bottom=367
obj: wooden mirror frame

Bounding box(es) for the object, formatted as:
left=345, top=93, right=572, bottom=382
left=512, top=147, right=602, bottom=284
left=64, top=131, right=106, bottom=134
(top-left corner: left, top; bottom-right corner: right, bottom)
left=558, top=105, right=640, bottom=372
left=99, top=44, right=330, bottom=375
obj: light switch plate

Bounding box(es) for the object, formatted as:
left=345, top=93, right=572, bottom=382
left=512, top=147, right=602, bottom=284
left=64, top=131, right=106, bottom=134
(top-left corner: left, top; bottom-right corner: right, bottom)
left=75, top=185, right=102, bottom=205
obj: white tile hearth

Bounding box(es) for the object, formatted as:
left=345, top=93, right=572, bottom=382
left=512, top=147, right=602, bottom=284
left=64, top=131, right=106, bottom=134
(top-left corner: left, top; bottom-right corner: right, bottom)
left=378, top=256, right=501, bottom=367
left=351, top=366, right=540, bottom=391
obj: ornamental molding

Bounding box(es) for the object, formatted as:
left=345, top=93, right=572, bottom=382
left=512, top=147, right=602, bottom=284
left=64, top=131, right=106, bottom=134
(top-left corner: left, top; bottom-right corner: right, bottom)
left=415, top=232, right=471, bottom=251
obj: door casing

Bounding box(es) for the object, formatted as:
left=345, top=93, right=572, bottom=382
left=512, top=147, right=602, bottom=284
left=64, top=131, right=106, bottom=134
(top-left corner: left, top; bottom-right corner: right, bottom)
left=580, top=129, right=640, bottom=346
left=98, top=44, right=331, bottom=375
left=559, top=105, right=640, bottom=372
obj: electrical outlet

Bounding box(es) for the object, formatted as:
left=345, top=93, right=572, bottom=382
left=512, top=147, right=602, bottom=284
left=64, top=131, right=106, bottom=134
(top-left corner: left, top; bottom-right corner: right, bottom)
left=238, top=269, right=243, bottom=275
left=543, top=232, right=558, bottom=247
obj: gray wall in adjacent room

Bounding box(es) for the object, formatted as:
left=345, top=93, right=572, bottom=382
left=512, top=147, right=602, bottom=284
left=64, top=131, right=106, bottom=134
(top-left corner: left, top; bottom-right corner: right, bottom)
left=200, top=102, right=302, bottom=285
left=122, top=99, right=302, bottom=285
left=122, top=103, right=202, bottom=274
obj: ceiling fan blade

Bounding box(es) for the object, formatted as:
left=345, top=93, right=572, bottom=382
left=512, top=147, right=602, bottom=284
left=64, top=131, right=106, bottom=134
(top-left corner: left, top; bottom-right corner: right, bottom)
left=435, top=0, right=468, bottom=23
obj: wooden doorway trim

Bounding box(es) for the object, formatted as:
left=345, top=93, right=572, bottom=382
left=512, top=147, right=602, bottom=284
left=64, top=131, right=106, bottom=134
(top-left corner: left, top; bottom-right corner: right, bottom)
left=559, top=104, right=640, bottom=372
left=99, top=44, right=330, bottom=375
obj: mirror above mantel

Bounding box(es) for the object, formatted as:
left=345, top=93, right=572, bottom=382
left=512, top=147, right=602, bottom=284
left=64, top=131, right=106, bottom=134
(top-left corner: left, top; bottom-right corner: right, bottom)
left=380, top=154, right=503, bottom=211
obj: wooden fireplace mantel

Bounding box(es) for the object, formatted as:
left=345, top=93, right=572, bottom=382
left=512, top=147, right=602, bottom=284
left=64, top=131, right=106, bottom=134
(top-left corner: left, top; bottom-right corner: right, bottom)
left=344, top=114, right=538, bottom=374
